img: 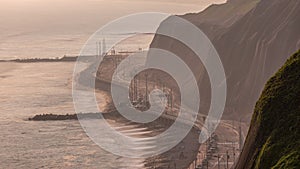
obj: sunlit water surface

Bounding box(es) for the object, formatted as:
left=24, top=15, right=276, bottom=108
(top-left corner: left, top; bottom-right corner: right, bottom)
left=0, top=62, right=146, bottom=168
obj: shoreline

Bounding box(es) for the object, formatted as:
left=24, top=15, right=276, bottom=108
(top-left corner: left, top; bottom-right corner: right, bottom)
left=14, top=54, right=245, bottom=168
left=17, top=55, right=245, bottom=168
left=95, top=79, right=201, bottom=169
left=0, top=55, right=97, bottom=63
left=22, top=56, right=201, bottom=169
left=74, top=60, right=202, bottom=168
left=92, top=76, right=244, bottom=169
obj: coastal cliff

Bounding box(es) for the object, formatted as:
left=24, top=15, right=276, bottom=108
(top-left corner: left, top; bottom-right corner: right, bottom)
left=150, top=0, right=300, bottom=120
left=235, top=50, right=300, bottom=169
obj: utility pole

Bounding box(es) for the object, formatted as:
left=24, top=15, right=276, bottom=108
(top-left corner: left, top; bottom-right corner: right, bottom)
left=205, top=140, right=208, bottom=159
left=226, top=150, right=229, bottom=169
left=145, top=73, right=148, bottom=103
left=96, top=41, right=102, bottom=57
left=153, top=76, right=156, bottom=89
left=217, top=154, right=220, bottom=169
left=239, top=119, right=243, bottom=153
left=96, top=42, right=98, bottom=57
left=98, top=42, right=102, bottom=56
left=207, top=160, right=209, bottom=169
left=131, top=73, right=134, bottom=102
left=134, top=76, right=138, bottom=102
left=170, top=88, right=173, bottom=110
left=102, top=38, right=106, bottom=56
left=232, top=141, right=236, bottom=163
left=130, top=78, right=133, bottom=102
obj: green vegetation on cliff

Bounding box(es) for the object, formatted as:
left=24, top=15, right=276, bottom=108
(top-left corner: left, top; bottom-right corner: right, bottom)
left=236, top=50, right=300, bottom=169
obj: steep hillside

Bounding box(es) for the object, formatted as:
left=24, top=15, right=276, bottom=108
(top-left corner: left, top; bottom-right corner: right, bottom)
left=152, top=0, right=259, bottom=48
left=214, top=0, right=300, bottom=119
left=150, top=0, right=300, bottom=120
left=235, top=50, right=300, bottom=169
left=183, top=0, right=260, bottom=39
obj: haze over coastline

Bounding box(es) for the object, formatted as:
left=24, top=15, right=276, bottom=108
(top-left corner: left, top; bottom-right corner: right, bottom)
left=2, top=0, right=299, bottom=168
left=0, top=0, right=225, bottom=60
left=0, top=1, right=228, bottom=168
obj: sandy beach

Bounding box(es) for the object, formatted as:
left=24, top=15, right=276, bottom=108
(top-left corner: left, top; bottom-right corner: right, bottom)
left=69, top=54, right=201, bottom=168
left=92, top=76, right=201, bottom=169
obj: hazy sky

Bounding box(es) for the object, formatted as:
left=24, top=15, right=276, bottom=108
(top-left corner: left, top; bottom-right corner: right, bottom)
left=0, top=0, right=225, bottom=32
left=0, top=0, right=226, bottom=58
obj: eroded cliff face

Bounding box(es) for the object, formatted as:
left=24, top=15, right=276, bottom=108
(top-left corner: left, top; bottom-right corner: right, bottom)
left=214, top=0, right=300, bottom=120
left=182, top=0, right=260, bottom=39
left=235, top=50, right=300, bottom=169
left=149, top=0, right=300, bottom=120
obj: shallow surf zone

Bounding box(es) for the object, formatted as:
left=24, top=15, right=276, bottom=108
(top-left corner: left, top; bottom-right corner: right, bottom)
left=0, top=62, right=149, bottom=168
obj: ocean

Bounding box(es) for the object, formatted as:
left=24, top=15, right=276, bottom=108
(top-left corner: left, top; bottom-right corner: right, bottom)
left=0, top=62, right=148, bottom=168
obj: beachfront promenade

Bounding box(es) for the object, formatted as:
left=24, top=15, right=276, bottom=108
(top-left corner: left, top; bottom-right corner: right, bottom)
left=26, top=51, right=244, bottom=169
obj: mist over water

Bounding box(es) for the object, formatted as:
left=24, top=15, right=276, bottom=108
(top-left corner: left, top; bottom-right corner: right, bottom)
left=0, top=0, right=225, bottom=59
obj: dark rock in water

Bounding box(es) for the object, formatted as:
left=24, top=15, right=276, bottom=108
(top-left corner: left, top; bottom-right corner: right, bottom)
left=28, top=113, right=78, bottom=121
left=28, top=113, right=104, bottom=121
